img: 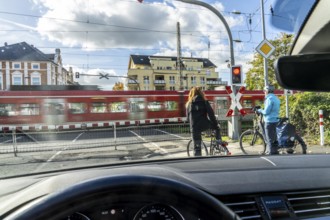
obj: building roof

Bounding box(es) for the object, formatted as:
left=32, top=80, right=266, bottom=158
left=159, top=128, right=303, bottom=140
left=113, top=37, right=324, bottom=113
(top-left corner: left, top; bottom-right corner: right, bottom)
left=130, top=55, right=217, bottom=68
left=0, top=42, right=54, bottom=62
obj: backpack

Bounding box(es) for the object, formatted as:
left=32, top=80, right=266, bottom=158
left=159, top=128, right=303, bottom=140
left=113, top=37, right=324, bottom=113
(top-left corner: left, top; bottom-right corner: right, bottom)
left=276, top=122, right=296, bottom=147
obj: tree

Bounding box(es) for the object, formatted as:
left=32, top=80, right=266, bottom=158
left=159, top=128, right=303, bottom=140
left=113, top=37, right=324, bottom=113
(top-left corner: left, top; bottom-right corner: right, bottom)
left=113, top=82, right=124, bottom=91
left=279, top=92, right=330, bottom=144
left=245, top=33, right=294, bottom=90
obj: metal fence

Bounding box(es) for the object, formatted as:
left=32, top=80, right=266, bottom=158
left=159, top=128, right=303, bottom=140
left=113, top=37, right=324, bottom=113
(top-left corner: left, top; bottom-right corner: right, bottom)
left=0, top=121, right=228, bottom=155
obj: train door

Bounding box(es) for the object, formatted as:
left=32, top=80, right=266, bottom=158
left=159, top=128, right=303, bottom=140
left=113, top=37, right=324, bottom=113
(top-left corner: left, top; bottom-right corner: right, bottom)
left=128, top=98, right=146, bottom=120
left=43, top=99, right=66, bottom=124
left=215, top=97, right=230, bottom=121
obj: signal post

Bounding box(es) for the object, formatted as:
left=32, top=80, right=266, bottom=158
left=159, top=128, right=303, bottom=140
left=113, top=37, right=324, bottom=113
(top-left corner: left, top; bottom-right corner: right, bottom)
left=229, top=65, right=243, bottom=140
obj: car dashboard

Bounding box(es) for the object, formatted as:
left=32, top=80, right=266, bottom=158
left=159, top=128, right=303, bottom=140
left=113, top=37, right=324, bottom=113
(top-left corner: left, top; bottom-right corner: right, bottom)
left=1, top=154, right=330, bottom=220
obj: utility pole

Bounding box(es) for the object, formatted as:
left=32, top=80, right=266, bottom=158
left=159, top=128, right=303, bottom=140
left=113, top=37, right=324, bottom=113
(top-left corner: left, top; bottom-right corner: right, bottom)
left=177, top=22, right=183, bottom=90
left=176, top=0, right=239, bottom=140
left=260, top=0, right=269, bottom=87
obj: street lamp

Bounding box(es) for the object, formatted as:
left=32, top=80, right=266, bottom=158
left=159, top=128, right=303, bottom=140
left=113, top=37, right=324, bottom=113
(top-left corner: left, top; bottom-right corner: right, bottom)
left=175, top=0, right=235, bottom=66
left=175, top=0, right=239, bottom=140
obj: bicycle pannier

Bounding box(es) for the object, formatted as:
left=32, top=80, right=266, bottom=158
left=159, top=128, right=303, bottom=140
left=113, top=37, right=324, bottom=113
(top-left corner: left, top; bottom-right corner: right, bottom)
left=276, top=122, right=296, bottom=147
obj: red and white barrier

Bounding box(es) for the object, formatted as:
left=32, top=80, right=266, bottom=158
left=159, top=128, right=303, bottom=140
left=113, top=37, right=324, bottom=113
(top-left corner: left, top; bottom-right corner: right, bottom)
left=0, top=117, right=187, bottom=132
left=320, top=110, right=324, bottom=146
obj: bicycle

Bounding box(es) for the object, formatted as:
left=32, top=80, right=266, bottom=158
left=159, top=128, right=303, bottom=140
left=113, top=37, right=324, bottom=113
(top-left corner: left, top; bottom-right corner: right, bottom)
left=187, top=130, right=230, bottom=157
left=239, top=107, right=307, bottom=155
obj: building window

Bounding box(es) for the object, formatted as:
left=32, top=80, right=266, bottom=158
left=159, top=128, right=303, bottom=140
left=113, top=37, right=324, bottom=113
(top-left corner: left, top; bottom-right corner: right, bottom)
left=31, top=72, right=41, bottom=85
left=191, top=76, right=196, bottom=85
left=0, top=73, right=2, bottom=90
left=31, top=76, right=41, bottom=85
left=200, top=77, right=205, bottom=85
left=169, top=76, right=175, bottom=85
left=169, top=86, right=175, bottom=91
left=12, top=73, right=23, bottom=85
left=31, top=63, right=40, bottom=70
left=12, top=62, right=21, bottom=69
left=143, top=76, right=149, bottom=85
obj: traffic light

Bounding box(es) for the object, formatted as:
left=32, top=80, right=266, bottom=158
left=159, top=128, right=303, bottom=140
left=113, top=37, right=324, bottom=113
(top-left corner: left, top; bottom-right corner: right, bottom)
left=75, top=72, right=79, bottom=79
left=231, top=65, right=242, bottom=84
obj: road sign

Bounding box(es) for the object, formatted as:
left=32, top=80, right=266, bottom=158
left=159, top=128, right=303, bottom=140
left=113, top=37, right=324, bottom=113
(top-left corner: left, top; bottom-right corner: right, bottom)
left=225, top=86, right=247, bottom=117
left=256, top=39, right=275, bottom=59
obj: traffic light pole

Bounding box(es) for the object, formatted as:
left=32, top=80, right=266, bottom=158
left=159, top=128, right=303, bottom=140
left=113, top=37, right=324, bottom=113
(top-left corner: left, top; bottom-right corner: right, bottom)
left=176, top=0, right=239, bottom=140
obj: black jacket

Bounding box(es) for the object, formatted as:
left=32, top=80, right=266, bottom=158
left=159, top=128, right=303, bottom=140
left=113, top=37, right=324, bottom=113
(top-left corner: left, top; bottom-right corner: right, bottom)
left=186, top=95, right=218, bottom=131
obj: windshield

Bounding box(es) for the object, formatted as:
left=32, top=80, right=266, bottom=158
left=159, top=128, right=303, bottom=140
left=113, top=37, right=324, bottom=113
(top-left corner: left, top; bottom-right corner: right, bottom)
left=0, top=0, right=323, bottom=178
left=270, top=0, right=316, bottom=34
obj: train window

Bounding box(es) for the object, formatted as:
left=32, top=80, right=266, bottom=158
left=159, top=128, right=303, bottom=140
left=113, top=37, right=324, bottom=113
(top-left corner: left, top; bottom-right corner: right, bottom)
left=19, top=104, right=40, bottom=116
left=109, top=102, right=127, bottom=113
left=164, top=101, right=178, bottom=111
left=68, top=103, right=87, bottom=114
left=91, top=103, right=107, bottom=113
left=0, top=104, right=16, bottom=116
left=44, top=103, right=65, bottom=115
left=255, top=100, right=264, bottom=108
left=242, top=99, right=253, bottom=108
left=129, top=101, right=145, bottom=113
left=148, top=101, right=162, bottom=111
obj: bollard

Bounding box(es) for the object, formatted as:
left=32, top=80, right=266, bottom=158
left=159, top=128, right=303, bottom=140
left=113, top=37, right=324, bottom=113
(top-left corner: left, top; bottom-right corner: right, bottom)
left=319, top=110, right=324, bottom=146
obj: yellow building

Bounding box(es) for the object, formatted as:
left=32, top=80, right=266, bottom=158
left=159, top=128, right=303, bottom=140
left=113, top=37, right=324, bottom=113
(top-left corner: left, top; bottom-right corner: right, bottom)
left=127, top=55, right=227, bottom=90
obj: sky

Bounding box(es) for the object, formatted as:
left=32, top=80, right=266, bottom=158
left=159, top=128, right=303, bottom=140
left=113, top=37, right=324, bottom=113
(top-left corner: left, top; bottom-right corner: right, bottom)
left=0, top=0, right=286, bottom=90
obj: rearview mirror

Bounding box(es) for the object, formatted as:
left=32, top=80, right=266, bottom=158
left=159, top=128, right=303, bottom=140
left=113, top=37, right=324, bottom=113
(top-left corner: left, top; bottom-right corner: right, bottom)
left=275, top=53, right=330, bottom=92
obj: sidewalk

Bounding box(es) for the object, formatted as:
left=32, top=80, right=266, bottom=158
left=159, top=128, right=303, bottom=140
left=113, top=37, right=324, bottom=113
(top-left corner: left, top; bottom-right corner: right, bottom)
left=226, top=140, right=330, bottom=155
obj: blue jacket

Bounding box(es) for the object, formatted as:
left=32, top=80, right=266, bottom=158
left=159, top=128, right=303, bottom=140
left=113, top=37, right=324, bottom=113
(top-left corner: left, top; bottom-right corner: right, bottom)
left=258, top=93, right=280, bottom=123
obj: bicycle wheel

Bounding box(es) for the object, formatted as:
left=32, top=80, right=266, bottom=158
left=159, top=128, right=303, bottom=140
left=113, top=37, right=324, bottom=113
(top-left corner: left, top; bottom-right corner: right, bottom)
left=290, top=135, right=307, bottom=154
left=210, top=140, right=230, bottom=156
left=187, top=140, right=209, bottom=157
left=240, top=129, right=266, bottom=155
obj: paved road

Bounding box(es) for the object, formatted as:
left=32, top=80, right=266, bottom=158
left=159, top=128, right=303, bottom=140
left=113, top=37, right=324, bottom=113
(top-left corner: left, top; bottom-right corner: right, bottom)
left=1, top=137, right=328, bottom=178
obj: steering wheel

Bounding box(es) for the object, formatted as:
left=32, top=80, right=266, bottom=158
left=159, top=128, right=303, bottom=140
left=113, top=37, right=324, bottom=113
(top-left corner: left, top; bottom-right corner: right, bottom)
left=5, top=175, right=241, bottom=220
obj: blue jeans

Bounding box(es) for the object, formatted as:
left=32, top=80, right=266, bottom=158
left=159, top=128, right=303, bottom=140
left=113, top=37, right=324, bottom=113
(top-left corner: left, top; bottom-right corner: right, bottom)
left=264, top=122, right=279, bottom=155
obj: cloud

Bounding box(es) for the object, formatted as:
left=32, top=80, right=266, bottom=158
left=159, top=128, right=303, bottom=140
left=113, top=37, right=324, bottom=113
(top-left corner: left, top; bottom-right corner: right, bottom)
left=33, top=0, right=244, bottom=54
left=1, top=0, right=250, bottom=89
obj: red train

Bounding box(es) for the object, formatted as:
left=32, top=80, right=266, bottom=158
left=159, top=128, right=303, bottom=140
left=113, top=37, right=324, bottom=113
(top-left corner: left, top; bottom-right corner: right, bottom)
left=0, top=89, right=279, bottom=129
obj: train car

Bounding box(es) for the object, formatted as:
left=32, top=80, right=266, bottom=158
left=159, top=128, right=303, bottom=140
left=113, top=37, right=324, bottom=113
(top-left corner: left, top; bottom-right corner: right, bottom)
left=0, top=89, right=280, bottom=128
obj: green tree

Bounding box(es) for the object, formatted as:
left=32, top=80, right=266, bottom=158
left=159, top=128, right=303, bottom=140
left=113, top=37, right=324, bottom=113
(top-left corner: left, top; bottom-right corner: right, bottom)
left=279, top=92, right=330, bottom=144
left=245, top=33, right=294, bottom=90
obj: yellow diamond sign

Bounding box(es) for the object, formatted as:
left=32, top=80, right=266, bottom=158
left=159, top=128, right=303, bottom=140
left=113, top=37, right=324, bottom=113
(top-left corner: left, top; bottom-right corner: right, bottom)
left=256, top=39, right=275, bottom=58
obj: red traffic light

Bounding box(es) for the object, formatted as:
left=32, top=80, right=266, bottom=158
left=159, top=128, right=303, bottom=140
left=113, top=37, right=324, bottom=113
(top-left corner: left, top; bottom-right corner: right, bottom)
left=231, top=65, right=242, bottom=84
left=232, top=66, right=241, bottom=75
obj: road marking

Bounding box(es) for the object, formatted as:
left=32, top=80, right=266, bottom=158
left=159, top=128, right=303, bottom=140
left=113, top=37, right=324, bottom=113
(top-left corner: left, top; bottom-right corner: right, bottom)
left=33, top=132, right=84, bottom=172
left=154, top=129, right=186, bottom=139
left=129, top=130, right=168, bottom=156
left=260, top=157, right=277, bottom=166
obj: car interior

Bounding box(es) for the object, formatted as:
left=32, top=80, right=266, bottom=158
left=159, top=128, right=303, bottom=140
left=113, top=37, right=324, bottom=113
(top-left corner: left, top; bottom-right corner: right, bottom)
left=1, top=0, right=330, bottom=220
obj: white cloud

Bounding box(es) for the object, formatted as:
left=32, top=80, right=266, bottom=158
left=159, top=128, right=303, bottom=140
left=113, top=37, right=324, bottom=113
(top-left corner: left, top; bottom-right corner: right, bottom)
left=0, top=0, right=254, bottom=89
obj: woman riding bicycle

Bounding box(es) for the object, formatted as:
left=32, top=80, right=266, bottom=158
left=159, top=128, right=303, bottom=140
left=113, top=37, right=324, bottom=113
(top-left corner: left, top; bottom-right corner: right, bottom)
left=186, top=87, right=222, bottom=156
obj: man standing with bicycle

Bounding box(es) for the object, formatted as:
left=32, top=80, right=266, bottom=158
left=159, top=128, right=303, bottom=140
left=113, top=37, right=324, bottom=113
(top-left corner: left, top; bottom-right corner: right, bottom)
left=257, top=85, right=281, bottom=155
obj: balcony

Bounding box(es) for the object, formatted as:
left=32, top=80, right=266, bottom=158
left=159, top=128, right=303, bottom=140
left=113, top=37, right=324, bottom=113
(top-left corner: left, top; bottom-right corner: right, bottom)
left=154, top=80, right=166, bottom=85
left=206, top=80, right=228, bottom=85
left=128, top=79, right=139, bottom=84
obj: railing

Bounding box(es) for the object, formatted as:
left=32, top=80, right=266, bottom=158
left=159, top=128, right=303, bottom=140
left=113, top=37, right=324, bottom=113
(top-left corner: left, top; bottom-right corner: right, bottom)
left=0, top=121, right=228, bottom=155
